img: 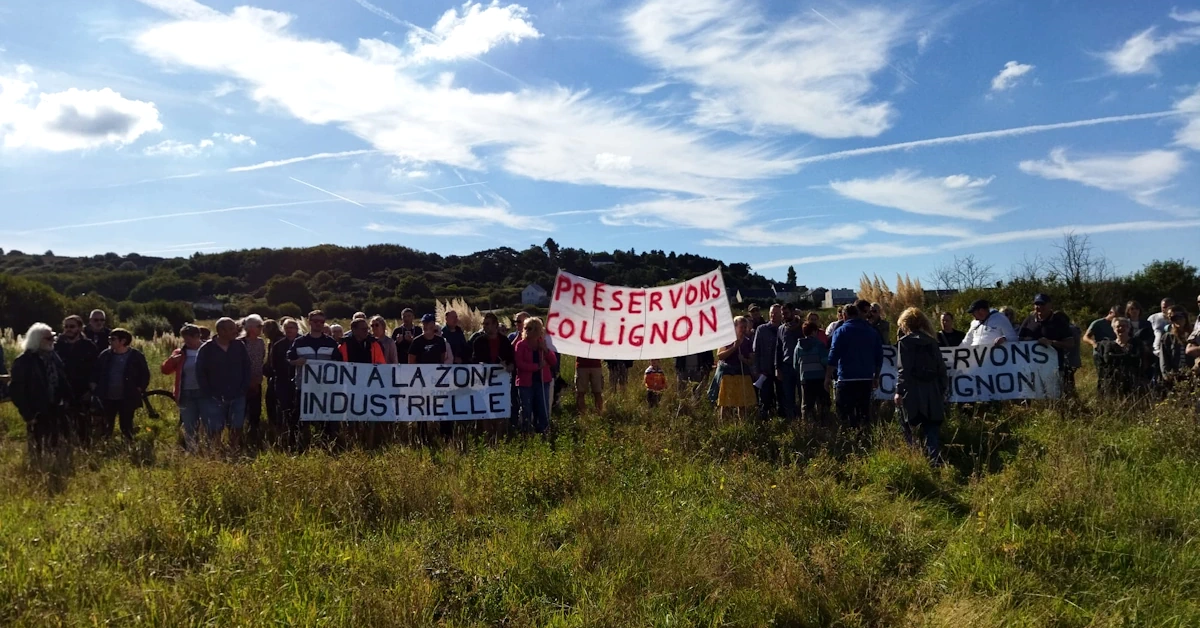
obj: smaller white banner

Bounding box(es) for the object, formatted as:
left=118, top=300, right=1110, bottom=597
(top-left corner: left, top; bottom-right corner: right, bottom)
left=874, top=340, right=1061, bottom=402
left=298, top=363, right=511, bottom=422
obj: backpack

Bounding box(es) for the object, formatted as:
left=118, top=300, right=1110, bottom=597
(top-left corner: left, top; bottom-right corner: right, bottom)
left=907, top=337, right=942, bottom=383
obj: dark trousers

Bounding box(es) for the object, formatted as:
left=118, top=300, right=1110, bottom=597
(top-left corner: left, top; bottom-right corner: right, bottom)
left=245, top=385, right=263, bottom=444
left=801, top=378, right=830, bottom=422
left=835, top=380, right=872, bottom=428
left=647, top=390, right=662, bottom=408
left=26, top=409, right=68, bottom=454
left=779, top=367, right=798, bottom=419
left=101, top=397, right=139, bottom=441
left=757, top=376, right=780, bottom=419
left=265, top=381, right=278, bottom=429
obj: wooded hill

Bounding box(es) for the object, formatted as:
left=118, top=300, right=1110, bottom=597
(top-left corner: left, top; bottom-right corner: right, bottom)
left=0, top=240, right=774, bottom=334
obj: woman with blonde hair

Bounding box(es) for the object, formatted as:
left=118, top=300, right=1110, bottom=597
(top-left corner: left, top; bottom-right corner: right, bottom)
left=513, top=317, right=557, bottom=434
left=894, top=307, right=947, bottom=463
left=716, top=315, right=756, bottom=421
left=10, top=323, right=71, bottom=456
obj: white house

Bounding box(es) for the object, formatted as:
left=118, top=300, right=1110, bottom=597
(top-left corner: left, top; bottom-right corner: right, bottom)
left=521, top=283, right=549, bottom=306
left=822, top=289, right=857, bottom=309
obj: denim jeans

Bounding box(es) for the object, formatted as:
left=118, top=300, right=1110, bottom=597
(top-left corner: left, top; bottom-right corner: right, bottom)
left=517, top=382, right=550, bottom=433
left=200, top=395, right=247, bottom=435
left=178, top=388, right=204, bottom=450
left=902, top=419, right=942, bottom=462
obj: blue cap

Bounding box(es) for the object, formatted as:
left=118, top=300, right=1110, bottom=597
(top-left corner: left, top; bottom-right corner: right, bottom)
left=421, top=313, right=437, bottom=324
left=1033, top=293, right=1051, bottom=305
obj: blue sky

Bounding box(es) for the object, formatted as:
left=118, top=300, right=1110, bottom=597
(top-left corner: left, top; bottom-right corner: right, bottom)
left=3, top=0, right=1200, bottom=288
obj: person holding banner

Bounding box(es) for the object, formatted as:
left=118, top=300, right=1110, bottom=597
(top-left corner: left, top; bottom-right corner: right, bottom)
left=826, top=305, right=883, bottom=429
left=1018, top=294, right=1077, bottom=397
left=716, top=316, right=756, bottom=421
left=963, top=300, right=1017, bottom=347
left=288, top=310, right=341, bottom=451
left=937, top=312, right=965, bottom=348
left=893, top=308, right=948, bottom=463
left=514, top=317, right=557, bottom=434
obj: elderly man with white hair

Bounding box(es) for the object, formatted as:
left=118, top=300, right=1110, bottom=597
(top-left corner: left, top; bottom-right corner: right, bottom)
left=10, top=323, right=71, bottom=455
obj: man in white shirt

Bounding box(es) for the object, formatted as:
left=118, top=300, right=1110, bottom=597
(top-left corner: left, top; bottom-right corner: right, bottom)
left=1148, top=297, right=1174, bottom=357
left=962, top=299, right=1018, bottom=347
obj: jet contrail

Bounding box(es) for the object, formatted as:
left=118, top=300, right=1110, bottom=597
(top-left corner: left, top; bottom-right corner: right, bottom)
left=795, top=111, right=1180, bottom=165
left=22, top=199, right=340, bottom=233
left=289, top=176, right=365, bottom=207
left=227, top=150, right=377, bottom=173
left=278, top=218, right=319, bottom=234
left=385, top=181, right=490, bottom=197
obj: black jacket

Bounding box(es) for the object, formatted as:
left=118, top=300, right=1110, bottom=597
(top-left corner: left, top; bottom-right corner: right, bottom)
left=54, top=335, right=99, bottom=401
left=674, top=351, right=715, bottom=372
left=92, top=348, right=151, bottom=401
left=11, top=350, right=71, bottom=421
left=84, top=326, right=111, bottom=348
left=468, top=331, right=515, bottom=365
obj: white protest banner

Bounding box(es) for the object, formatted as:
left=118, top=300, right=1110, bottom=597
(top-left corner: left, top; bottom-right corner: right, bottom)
left=546, top=268, right=736, bottom=360
left=874, top=340, right=1061, bottom=402
left=298, top=363, right=511, bottom=422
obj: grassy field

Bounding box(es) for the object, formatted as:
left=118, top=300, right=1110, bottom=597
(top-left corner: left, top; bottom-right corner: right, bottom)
left=1, top=339, right=1199, bottom=626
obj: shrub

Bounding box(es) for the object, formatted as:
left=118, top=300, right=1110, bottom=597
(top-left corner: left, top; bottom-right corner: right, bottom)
left=0, top=274, right=65, bottom=333
left=265, top=276, right=314, bottom=312
left=277, top=302, right=303, bottom=319
left=129, top=274, right=201, bottom=302
left=127, top=314, right=173, bottom=339
left=141, top=300, right=196, bottom=330
left=321, top=300, right=356, bottom=319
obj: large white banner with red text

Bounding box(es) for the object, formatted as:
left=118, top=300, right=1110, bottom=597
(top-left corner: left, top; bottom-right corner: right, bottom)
left=546, top=269, right=736, bottom=360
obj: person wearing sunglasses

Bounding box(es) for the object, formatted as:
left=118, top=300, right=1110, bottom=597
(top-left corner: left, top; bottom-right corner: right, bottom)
left=91, top=328, right=150, bottom=442
left=370, top=316, right=399, bottom=364
left=84, top=309, right=111, bottom=348
left=54, top=315, right=100, bottom=445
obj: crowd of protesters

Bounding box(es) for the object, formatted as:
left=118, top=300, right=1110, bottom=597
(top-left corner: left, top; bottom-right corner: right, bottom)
left=6, top=290, right=1198, bottom=463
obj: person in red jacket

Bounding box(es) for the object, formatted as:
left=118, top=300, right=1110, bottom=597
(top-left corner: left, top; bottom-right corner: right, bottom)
left=161, top=324, right=205, bottom=452
left=339, top=319, right=386, bottom=364
left=513, top=317, right=557, bottom=434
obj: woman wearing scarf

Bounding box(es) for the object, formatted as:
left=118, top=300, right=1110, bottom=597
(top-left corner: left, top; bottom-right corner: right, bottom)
left=10, top=323, right=71, bottom=456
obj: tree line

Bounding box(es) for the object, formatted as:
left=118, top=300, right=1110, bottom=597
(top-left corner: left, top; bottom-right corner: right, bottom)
left=0, top=240, right=773, bottom=335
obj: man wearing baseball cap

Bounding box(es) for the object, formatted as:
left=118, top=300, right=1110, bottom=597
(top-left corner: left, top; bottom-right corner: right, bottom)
left=1018, top=293, right=1078, bottom=395
left=961, top=299, right=1017, bottom=347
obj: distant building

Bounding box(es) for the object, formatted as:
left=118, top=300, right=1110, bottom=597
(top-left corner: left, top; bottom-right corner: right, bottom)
left=734, top=288, right=776, bottom=304
left=822, top=289, right=857, bottom=309
left=799, top=287, right=827, bottom=305
left=521, top=283, right=549, bottom=306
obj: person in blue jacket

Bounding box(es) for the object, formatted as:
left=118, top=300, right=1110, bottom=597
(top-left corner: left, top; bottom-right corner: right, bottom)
left=825, top=304, right=884, bottom=428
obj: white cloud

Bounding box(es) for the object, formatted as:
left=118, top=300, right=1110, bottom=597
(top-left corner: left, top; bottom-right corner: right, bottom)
left=366, top=221, right=479, bottom=237
left=227, top=149, right=377, bottom=173
left=1174, top=86, right=1200, bottom=150
left=211, top=81, right=237, bottom=97
left=623, top=0, right=906, bottom=138
left=594, top=152, right=632, bottom=171
left=1018, top=148, right=1186, bottom=207
left=828, top=170, right=1004, bottom=221
left=990, top=60, right=1034, bottom=91
left=213, top=132, right=256, bottom=145
left=132, top=1, right=798, bottom=204
left=408, top=1, right=540, bottom=63
left=144, top=131, right=255, bottom=157
left=381, top=199, right=549, bottom=230
left=144, top=138, right=214, bottom=156
left=1172, top=9, right=1200, bottom=23
left=1101, top=21, right=1200, bottom=75
left=626, top=81, right=670, bottom=95
left=0, top=65, right=162, bottom=152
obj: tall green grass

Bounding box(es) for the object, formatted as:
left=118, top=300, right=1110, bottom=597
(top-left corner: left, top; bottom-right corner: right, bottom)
left=1, top=344, right=1198, bottom=626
